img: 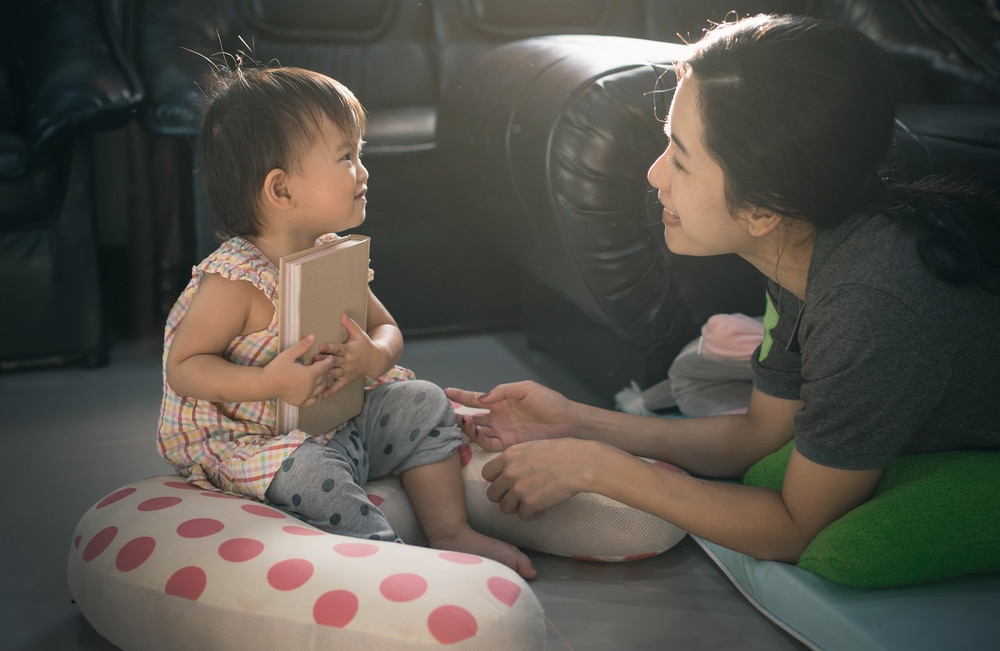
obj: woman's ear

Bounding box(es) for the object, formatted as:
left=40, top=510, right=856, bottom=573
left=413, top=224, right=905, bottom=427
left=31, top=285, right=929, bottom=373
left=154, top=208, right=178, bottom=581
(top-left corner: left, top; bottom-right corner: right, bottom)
left=261, top=168, right=293, bottom=210
left=745, top=208, right=782, bottom=238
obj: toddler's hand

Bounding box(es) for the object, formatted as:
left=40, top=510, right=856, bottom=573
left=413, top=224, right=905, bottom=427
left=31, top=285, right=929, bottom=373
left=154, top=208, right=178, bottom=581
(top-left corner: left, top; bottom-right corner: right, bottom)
left=317, top=313, right=387, bottom=395
left=264, top=335, right=335, bottom=406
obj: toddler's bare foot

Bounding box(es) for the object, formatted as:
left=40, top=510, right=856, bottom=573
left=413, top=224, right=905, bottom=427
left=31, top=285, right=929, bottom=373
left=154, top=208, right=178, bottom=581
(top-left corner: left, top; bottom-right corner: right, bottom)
left=429, top=528, right=537, bottom=580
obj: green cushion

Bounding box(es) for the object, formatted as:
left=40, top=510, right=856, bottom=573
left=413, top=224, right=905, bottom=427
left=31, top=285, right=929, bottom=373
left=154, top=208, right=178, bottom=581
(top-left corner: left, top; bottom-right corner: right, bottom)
left=743, top=442, right=1000, bottom=588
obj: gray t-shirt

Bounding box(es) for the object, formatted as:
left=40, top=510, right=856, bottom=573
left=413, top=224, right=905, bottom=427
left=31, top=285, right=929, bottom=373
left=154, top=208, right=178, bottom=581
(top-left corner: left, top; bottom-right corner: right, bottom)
left=752, top=213, right=1000, bottom=470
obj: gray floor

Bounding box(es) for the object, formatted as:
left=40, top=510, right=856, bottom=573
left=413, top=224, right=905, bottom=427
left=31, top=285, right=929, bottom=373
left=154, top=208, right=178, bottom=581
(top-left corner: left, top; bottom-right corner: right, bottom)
left=1, top=331, right=804, bottom=650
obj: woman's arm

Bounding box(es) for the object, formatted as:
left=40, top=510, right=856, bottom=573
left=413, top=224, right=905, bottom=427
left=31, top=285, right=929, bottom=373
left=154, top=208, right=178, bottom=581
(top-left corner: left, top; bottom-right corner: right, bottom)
left=450, top=382, right=798, bottom=478
left=455, top=381, right=886, bottom=560
left=484, top=436, right=883, bottom=562
left=449, top=372, right=887, bottom=559
left=574, top=388, right=801, bottom=477
left=599, top=443, right=881, bottom=561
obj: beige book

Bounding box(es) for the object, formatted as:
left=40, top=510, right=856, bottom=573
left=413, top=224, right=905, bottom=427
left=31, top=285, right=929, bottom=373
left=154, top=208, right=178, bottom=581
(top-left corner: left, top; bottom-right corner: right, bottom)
left=277, top=234, right=370, bottom=436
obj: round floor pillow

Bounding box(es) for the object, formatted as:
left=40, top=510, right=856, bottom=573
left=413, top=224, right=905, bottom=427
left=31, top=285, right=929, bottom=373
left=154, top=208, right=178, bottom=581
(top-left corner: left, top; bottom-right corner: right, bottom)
left=68, top=476, right=545, bottom=650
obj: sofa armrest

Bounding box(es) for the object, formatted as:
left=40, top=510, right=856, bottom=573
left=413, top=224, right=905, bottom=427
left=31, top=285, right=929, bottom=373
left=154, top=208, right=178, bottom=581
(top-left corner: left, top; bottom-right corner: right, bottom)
left=24, top=0, right=142, bottom=162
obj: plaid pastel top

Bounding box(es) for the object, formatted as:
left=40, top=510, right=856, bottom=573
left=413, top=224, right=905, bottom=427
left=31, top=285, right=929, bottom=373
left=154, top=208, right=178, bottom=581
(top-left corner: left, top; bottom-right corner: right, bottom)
left=156, top=235, right=412, bottom=501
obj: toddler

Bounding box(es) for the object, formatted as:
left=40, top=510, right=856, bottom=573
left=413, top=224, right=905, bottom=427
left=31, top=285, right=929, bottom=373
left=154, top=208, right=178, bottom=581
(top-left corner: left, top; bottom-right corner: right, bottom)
left=156, top=62, right=535, bottom=579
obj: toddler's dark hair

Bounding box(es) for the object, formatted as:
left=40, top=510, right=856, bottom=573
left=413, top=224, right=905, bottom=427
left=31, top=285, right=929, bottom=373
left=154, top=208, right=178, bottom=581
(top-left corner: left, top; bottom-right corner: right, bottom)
left=199, top=63, right=366, bottom=238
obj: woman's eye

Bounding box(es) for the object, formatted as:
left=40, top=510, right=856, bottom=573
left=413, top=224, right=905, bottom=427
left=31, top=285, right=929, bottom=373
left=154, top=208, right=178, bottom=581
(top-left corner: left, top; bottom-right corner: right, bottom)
left=663, top=137, right=684, bottom=171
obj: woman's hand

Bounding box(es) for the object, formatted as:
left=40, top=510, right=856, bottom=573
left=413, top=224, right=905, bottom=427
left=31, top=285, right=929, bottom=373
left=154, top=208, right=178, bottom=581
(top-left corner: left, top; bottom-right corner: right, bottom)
left=445, top=381, right=576, bottom=451
left=481, top=438, right=610, bottom=520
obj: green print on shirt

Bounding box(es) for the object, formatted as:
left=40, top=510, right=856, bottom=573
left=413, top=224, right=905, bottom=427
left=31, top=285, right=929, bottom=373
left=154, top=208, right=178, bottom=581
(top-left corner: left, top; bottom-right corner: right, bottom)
left=759, top=292, right=779, bottom=362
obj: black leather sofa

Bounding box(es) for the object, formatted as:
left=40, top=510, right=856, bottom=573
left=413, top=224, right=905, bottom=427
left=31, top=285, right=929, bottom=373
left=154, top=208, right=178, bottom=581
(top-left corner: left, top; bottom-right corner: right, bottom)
left=0, top=0, right=142, bottom=368
left=30, top=0, right=992, bottom=393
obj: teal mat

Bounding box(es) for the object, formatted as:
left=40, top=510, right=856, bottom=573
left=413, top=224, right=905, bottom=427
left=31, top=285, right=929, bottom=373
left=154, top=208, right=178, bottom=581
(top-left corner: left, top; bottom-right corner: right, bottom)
left=693, top=536, right=1000, bottom=650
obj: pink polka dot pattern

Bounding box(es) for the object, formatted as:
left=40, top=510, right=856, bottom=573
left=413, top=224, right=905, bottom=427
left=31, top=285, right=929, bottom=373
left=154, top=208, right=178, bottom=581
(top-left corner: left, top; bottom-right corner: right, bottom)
left=82, top=526, right=117, bottom=562
left=267, top=558, right=314, bottom=591
left=439, top=551, right=484, bottom=565
left=241, top=503, right=286, bottom=519
left=68, top=474, right=546, bottom=649
left=313, top=590, right=359, bottom=628
left=70, top=436, right=686, bottom=647
left=380, top=573, right=428, bottom=602
left=138, top=496, right=182, bottom=511
left=165, top=566, right=207, bottom=600
left=177, top=518, right=225, bottom=538
left=96, top=487, right=135, bottom=509
left=218, top=538, right=264, bottom=563
left=116, top=537, right=156, bottom=572
left=334, top=542, right=379, bottom=558
left=487, top=576, right=522, bottom=606
left=164, top=481, right=202, bottom=491
left=282, top=525, right=324, bottom=536
left=428, top=605, right=478, bottom=643
left=572, top=551, right=659, bottom=563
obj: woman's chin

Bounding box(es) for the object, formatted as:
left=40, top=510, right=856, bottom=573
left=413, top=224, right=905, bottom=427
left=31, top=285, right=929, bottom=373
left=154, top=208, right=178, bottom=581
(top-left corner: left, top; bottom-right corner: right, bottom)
left=663, top=230, right=693, bottom=256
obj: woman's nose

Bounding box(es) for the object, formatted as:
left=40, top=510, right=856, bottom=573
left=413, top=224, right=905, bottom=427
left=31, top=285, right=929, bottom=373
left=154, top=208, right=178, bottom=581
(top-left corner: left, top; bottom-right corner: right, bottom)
left=647, top=150, right=671, bottom=192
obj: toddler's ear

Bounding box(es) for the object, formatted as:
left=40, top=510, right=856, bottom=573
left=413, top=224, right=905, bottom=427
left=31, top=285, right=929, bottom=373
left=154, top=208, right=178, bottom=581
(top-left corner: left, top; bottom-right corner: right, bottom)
left=261, top=168, right=293, bottom=209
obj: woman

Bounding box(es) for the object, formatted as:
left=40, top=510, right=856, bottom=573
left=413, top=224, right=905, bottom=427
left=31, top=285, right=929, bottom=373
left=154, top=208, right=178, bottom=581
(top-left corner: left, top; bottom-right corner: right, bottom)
left=446, top=14, right=1000, bottom=563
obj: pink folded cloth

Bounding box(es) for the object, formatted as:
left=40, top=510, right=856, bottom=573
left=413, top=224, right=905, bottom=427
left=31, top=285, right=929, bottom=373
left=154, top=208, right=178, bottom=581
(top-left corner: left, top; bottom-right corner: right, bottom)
left=615, top=313, right=766, bottom=417
left=699, top=313, right=765, bottom=361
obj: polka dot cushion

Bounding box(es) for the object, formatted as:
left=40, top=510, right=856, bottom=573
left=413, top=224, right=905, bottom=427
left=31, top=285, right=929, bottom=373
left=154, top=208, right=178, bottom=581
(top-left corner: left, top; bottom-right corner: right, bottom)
left=68, top=476, right=545, bottom=650
left=369, top=440, right=688, bottom=562
left=69, top=425, right=686, bottom=648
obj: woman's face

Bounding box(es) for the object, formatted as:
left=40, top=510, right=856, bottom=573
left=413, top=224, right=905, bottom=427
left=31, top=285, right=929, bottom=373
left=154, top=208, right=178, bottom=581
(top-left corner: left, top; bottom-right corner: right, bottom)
left=647, top=74, right=756, bottom=257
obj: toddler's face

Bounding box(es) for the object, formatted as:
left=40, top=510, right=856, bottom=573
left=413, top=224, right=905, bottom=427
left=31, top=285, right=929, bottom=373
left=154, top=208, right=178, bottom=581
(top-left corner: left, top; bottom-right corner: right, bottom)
left=284, top=117, right=369, bottom=236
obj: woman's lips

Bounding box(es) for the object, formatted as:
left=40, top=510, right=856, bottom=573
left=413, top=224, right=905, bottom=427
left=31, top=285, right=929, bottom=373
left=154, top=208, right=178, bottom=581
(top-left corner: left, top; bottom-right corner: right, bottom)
left=662, top=207, right=681, bottom=226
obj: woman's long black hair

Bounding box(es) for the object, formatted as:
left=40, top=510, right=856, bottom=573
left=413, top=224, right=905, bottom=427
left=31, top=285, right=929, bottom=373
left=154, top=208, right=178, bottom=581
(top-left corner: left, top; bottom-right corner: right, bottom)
left=684, top=14, right=1000, bottom=293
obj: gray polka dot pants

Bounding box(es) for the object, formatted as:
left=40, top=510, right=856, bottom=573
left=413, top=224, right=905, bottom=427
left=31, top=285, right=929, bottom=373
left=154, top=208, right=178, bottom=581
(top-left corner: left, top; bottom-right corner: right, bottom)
left=264, top=379, right=462, bottom=541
